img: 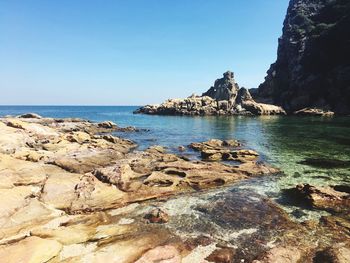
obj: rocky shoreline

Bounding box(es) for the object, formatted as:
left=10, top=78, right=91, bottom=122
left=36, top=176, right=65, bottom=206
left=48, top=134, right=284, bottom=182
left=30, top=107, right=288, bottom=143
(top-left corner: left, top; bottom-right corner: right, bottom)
left=134, top=71, right=338, bottom=117
left=0, top=113, right=349, bottom=262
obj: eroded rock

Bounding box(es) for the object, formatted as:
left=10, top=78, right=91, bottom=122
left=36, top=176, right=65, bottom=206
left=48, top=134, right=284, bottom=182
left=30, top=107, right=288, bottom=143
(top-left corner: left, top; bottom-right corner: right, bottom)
left=135, top=72, right=286, bottom=116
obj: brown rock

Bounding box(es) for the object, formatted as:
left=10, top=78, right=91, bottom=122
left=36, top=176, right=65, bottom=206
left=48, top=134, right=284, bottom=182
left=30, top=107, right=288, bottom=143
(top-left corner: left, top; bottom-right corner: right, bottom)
left=253, top=246, right=302, bottom=263
left=289, top=184, right=350, bottom=214
left=294, top=108, right=335, bottom=117
left=0, top=236, right=62, bottom=263
left=135, top=245, right=181, bottom=263
left=144, top=208, right=169, bottom=224
left=17, top=113, right=43, bottom=119
left=205, top=247, right=235, bottom=263
left=97, top=121, right=117, bottom=129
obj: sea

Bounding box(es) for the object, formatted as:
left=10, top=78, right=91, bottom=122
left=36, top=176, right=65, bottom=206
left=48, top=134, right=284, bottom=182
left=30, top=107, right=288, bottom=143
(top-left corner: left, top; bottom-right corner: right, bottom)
left=1, top=105, right=349, bottom=220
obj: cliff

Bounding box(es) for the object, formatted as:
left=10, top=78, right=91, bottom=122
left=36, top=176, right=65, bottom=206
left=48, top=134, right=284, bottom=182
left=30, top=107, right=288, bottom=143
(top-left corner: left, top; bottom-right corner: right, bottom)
left=255, top=0, right=350, bottom=114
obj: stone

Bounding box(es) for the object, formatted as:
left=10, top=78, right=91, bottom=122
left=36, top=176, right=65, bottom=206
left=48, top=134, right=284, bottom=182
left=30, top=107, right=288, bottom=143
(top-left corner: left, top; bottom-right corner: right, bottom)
left=201, top=149, right=223, bottom=161
left=0, top=236, right=62, bottom=263
left=135, top=245, right=181, bottom=263
left=144, top=208, right=169, bottom=224
left=286, top=184, right=350, bottom=214
left=252, top=246, right=302, bottom=263
left=98, top=121, right=117, bottom=129
left=178, top=146, right=186, bottom=151
left=17, top=113, right=42, bottom=119
left=294, top=108, right=335, bottom=117
left=205, top=247, right=235, bottom=263
left=313, top=245, right=350, bottom=263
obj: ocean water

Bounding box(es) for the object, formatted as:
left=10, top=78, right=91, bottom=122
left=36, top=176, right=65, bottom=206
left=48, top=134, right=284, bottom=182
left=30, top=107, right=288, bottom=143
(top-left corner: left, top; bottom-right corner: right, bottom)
left=1, top=105, right=349, bottom=220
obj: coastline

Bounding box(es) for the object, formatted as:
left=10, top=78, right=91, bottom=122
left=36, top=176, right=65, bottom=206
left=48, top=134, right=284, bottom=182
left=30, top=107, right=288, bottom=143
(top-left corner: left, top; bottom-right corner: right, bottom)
left=0, top=113, right=348, bottom=262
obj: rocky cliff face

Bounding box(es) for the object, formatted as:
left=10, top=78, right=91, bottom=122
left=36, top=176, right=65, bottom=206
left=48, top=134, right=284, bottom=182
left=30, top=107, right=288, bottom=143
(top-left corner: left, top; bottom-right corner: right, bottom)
left=135, top=71, right=286, bottom=116
left=255, top=0, right=350, bottom=114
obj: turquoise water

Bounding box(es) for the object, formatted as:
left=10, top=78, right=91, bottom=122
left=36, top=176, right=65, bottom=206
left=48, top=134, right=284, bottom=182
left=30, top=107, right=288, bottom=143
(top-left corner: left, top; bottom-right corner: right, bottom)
left=1, top=106, right=349, bottom=219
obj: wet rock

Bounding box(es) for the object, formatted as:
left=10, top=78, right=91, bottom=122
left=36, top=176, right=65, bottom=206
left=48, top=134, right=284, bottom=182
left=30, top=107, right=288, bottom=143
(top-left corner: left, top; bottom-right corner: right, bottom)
left=298, top=158, right=350, bottom=169
left=252, top=246, right=302, bottom=263
left=294, top=108, right=335, bottom=117
left=287, top=184, right=350, bottom=214
left=205, top=247, right=235, bottom=263
left=184, top=236, right=213, bottom=251
left=144, top=208, right=169, bottom=224
left=313, top=245, right=350, bottom=263
left=319, top=216, right=350, bottom=236
left=190, top=139, right=260, bottom=163
left=231, top=149, right=259, bottom=162
left=178, top=146, right=186, bottom=151
left=97, top=121, right=117, bottom=129
left=17, top=113, right=42, bottom=119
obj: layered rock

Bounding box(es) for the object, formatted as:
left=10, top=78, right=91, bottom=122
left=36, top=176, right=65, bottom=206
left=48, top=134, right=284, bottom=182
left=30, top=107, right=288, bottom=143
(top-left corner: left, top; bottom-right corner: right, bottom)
left=286, top=184, right=350, bottom=215
left=0, top=113, right=286, bottom=262
left=255, top=0, right=350, bottom=114
left=0, top=114, right=349, bottom=262
left=135, top=71, right=286, bottom=116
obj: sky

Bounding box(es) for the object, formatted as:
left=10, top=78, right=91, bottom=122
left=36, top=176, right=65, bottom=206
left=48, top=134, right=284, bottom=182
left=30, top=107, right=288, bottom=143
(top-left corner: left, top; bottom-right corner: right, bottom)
left=0, top=0, right=290, bottom=105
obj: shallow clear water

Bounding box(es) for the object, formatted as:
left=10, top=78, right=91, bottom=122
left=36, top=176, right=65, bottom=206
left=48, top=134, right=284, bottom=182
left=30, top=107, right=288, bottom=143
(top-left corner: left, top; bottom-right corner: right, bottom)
left=1, top=106, right=349, bottom=220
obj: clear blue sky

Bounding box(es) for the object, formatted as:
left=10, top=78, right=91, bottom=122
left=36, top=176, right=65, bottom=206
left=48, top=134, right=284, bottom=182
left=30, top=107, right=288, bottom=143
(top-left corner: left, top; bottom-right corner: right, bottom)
left=0, top=0, right=289, bottom=105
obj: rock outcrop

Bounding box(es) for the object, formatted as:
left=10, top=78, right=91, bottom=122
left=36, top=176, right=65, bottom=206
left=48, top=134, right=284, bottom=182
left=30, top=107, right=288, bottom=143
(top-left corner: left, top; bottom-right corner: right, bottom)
left=135, top=71, right=286, bottom=116
left=0, top=113, right=349, bottom=262
left=255, top=0, right=350, bottom=114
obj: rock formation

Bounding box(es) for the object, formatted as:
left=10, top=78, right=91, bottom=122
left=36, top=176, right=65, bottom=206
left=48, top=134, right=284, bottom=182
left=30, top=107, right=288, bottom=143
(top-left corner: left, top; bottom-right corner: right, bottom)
left=254, top=0, right=350, bottom=114
left=135, top=71, right=286, bottom=116
left=0, top=113, right=349, bottom=261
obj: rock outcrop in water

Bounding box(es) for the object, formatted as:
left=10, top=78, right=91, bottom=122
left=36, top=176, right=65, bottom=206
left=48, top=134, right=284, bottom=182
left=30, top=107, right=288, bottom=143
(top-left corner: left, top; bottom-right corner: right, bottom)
left=135, top=71, right=286, bottom=116
left=254, top=0, right=350, bottom=114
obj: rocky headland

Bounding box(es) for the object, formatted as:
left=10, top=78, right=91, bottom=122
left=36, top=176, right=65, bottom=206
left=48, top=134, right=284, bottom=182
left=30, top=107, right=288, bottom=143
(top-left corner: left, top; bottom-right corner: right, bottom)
left=135, top=71, right=286, bottom=116
left=254, top=0, right=350, bottom=115
left=0, top=113, right=349, bottom=262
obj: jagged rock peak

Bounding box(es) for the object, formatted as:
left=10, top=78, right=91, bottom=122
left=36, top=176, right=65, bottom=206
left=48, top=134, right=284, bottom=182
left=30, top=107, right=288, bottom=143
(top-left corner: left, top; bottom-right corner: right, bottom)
left=223, top=70, right=234, bottom=80
left=202, top=70, right=239, bottom=101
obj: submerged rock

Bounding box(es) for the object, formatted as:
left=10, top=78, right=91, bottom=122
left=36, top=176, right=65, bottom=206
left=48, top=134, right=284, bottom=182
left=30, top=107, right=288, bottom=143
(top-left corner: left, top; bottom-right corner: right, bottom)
left=144, top=208, right=169, bottom=224
left=298, top=157, right=350, bottom=169
left=294, top=108, right=335, bottom=117
left=205, top=247, right=235, bottom=263
left=286, top=184, right=350, bottom=214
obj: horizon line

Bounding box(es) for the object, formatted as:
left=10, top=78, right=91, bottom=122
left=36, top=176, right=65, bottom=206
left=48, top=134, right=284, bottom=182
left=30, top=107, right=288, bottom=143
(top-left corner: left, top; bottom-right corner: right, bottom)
left=0, top=105, right=142, bottom=107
